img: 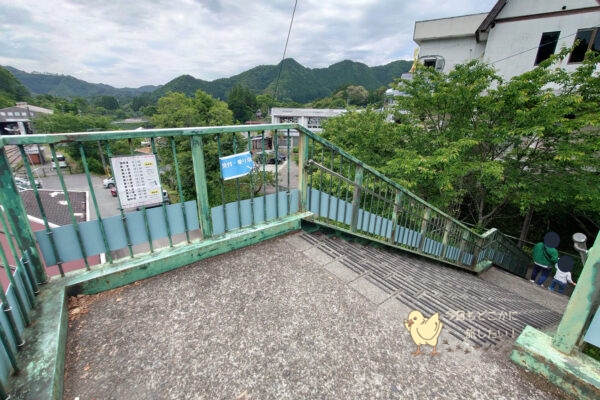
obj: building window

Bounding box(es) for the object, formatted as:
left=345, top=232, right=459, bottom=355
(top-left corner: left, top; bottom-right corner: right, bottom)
left=569, top=28, right=600, bottom=63
left=307, top=117, right=323, bottom=129
left=535, top=31, right=560, bottom=65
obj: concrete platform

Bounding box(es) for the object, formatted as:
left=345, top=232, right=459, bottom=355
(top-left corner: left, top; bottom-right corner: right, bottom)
left=59, top=230, right=575, bottom=400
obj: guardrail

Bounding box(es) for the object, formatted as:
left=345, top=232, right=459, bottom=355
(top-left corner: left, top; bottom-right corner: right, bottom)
left=0, top=123, right=530, bottom=396
left=297, top=126, right=530, bottom=275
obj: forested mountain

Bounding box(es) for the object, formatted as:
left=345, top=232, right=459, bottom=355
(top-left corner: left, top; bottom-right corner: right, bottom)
left=154, top=58, right=412, bottom=103
left=3, top=66, right=158, bottom=98
left=5, top=58, right=412, bottom=104
left=0, top=67, right=31, bottom=108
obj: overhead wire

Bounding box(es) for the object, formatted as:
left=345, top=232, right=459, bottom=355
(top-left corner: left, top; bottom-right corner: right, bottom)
left=274, top=0, right=298, bottom=103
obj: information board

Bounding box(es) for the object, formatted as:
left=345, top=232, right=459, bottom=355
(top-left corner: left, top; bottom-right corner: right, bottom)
left=219, top=151, right=255, bottom=180
left=110, top=154, right=163, bottom=209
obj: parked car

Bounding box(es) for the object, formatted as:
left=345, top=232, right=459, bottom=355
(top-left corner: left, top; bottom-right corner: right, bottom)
left=14, top=176, right=42, bottom=189
left=103, top=176, right=115, bottom=188
left=51, top=154, right=68, bottom=169
left=254, top=150, right=286, bottom=164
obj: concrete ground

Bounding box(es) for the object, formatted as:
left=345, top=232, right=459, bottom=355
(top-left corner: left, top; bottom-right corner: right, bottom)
left=62, top=230, right=574, bottom=400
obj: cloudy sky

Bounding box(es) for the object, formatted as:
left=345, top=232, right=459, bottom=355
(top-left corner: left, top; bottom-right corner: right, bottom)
left=1, top=0, right=498, bottom=88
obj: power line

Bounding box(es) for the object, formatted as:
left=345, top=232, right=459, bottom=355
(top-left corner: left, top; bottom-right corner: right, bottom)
left=274, top=0, right=298, bottom=103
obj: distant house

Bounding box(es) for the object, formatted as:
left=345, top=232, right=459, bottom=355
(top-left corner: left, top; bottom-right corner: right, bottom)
left=0, top=102, right=53, bottom=135
left=413, top=0, right=600, bottom=79
left=270, top=107, right=347, bottom=147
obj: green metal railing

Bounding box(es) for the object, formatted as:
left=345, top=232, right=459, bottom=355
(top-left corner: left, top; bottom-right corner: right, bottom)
left=297, top=127, right=530, bottom=275
left=0, top=123, right=532, bottom=397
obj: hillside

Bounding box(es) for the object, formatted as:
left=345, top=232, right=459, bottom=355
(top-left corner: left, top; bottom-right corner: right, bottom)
left=0, top=67, right=31, bottom=108
left=5, top=58, right=412, bottom=104
left=154, top=58, right=412, bottom=103
left=3, top=66, right=158, bottom=98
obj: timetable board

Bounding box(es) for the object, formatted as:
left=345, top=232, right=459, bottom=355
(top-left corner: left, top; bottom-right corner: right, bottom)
left=110, top=154, right=163, bottom=209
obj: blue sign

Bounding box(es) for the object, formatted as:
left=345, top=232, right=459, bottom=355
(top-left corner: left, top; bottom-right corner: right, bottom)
left=219, top=151, right=255, bottom=180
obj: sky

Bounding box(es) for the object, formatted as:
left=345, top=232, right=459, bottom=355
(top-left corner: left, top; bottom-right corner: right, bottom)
left=0, top=0, right=499, bottom=88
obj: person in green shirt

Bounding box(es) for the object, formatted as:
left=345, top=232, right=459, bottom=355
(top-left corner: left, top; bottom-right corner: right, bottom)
left=529, top=232, right=560, bottom=286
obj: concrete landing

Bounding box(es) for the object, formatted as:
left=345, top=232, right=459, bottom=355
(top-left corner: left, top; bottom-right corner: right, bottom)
left=61, top=231, right=574, bottom=400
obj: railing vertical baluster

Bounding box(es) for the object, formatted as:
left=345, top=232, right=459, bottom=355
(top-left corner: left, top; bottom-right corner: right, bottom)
left=273, top=130, right=280, bottom=219
left=0, top=243, right=26, bottom=346
left=441, top=219, right=453, bottom=260
left=0, top=322, right=19, bottom=373
left=106, top=141, right=134, bottom=258
left=232, top=133, right=244, bottom=229
left=297, top=130, right=310, bottom=213
left=418, top=208, right=431, bottom=253
left=286, top=129, right=291, bottom=216
left=327, top=148, right=335, bottom=221
left=391, top=190, right=402, bottom=245
left=359, top=173, right=370, bottom=233
left=170, top=137, right=191, bottom=243
left=245, top=134, right=256, bottom=226
left=79, top=143, right=112, bottom=262
left=334, top=155, right=344, bottom=227
left=343, top=162, right=352, bottom=226
left=49, top=144, right=90, bottom=270
left=3, top=146, right=49, bottom=282
left=150, top=139, right=173, bottom=247
left=191, top=134, right=212, bottom=238
left=0, top=211, right=34, bottom=317
left=21, top=252, right=39, bottom=295
left=216, top=134, right=229, bottom=232
left=260, top=131, right=268, bottom=223
left=350, top=165, right=364, bottom=233
left=141, top=207, right=154, bottom=253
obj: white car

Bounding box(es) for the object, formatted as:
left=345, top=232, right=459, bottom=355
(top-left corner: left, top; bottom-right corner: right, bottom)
left=103, top=176, right=115, bottom=188
left=14, top=176, right=42, bottom=189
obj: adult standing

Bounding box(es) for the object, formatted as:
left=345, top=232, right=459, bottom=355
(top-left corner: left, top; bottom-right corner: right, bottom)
left=529, top=232, right=560, bottom=287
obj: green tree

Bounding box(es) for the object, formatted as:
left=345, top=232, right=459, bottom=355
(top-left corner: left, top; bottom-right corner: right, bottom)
left=387, top=57, right=600, bottom=235
left=33, top=113, right=112, bottom=133
left=152, top=90, right=242, bottom=205
left=93, top=95, right=119, bottom=111
left=320, top=56, right=599, bottom=240
left=321, top=108, right=400, bottom=169
left=227, top=84, right=258, bottom=123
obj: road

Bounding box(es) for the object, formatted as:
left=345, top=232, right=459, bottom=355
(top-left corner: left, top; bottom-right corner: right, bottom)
left=32, top=170, right=120, bottom=219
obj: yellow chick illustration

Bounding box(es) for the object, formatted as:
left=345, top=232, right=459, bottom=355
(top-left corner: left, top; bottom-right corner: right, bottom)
left=404, top=310, right=444, bottom=356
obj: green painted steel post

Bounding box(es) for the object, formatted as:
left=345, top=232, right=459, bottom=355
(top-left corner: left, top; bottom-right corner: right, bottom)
left=350, top=166, right=364, bottom=233
left=552, top=231, right=600, bottom=354
left=79, top=144, right=112, bottom=262
left=390, top=190, right=402, bottom=245
left=297, top=128, right=310, bottom=212
left=418, top=208, right=431, bottom=253
left=441, top=219, right=453, bottom=260
left=0, top=147, right=47, bottom=284
left=50, top=144, right=90, bottom=270
left=0, top=244, right=26, bottom=345
left=170, top=137, right=191, bottom=243
left=0, top=211, right=35, bottom=317
left=191, top=135, right=212, bottom=238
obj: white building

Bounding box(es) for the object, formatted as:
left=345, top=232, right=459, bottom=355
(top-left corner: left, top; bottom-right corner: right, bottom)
left=413, top=0, right=600, bottom=80
left=0, top=102, right=53, bottom=135
left=270, top=107, right=347, bottom=147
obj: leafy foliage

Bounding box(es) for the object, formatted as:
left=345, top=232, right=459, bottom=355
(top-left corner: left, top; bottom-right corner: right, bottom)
left=227, top=84, right=258, bottom=123
left=320, top=55, right=600, bottom=242
left=151, top=90, right=243, bottom=205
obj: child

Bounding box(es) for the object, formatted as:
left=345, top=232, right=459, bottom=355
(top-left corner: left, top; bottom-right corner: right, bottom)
left=548, top=256, right=576, bottom=294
